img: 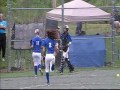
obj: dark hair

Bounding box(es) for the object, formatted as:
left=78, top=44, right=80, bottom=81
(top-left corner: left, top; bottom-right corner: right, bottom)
left=46, top=30, right=56, bottom=39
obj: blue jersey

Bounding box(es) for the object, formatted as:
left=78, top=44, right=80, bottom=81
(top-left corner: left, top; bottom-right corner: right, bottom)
left=32, top=36, right=42, bottom=53
left=60, top=32, right=72, bottom=46
left=60, top=33, right=72, bottom=42
left=42, top=38, right=56, bottom=54
left=0, top=20, right=7, bottom=34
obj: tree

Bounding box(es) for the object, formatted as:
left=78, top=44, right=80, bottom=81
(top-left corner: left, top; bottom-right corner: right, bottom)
left=52, top=0, right=56, bottom=8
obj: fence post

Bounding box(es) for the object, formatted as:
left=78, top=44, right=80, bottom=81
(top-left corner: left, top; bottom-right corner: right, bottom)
left=7, top=0, right=11, bottom=72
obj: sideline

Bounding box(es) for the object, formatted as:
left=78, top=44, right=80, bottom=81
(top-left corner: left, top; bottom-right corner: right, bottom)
left=20, top=82, right=86, bottom=89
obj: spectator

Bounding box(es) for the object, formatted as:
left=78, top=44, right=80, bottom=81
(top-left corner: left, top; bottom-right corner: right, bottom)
left=112, top=9, right=120, bottom=34
left=75, top=22, right=82, bottom=35
left=75, top=22, right=86, bottom=35
left=0, top=13, right=7, bottom=61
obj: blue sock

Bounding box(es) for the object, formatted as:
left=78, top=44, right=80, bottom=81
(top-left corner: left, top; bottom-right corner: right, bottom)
left=34, top=66, right=37, bottom=75
left=38, top=64, right=41, bottom=70
left=51, top=64, right=55, bottom=71
left=46, top=72, right=49, bottom=83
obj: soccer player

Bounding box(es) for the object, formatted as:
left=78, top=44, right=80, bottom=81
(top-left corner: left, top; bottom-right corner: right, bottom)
left=31, top=29, right=43, bottom=78
left=42, top=30, right=59, bottom=85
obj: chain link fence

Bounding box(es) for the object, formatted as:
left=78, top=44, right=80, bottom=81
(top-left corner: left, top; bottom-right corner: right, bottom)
left=5, top=0, right=120, bottom=72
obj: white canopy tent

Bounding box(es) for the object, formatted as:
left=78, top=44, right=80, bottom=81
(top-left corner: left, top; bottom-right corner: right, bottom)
left=46, top=0, right=111, bottom=22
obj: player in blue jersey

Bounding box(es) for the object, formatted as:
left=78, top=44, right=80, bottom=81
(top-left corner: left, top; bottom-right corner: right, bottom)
left=31, top=29, right=43, bottom=78
left=59, top=25, right=74, bottom=73
left=0, top=13, right=7, bottom=61
left=42, top=30, right=59, bottom=86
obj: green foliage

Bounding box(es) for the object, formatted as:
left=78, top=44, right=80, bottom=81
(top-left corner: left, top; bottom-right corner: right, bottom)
left=0, top=0, right=17, bottom=16
left=85, top=0, right=120, bottom=6
left=0, top=0, right=7, bottom=7
left=1, top=0, right=120, bottom=23
left=12, top=0, right=52, bottom=8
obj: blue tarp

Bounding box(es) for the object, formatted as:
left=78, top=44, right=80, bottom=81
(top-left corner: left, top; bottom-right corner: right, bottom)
left=69, top=35, right=106, bottom=67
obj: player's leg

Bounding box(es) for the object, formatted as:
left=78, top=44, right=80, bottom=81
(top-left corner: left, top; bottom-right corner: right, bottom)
left=65, top=58, right=74, bottom=72
left=37, top=53, right=43, bottom=75
left=0, top=37, right=1, bottom=58
left=117, top=22, right=120, bottom=34
left=41, top=56, right=45, bottom=69
left=32, top=52, right=38, bottom=77
left=59, top=55, right=65, bottom=73
left=50, top=55, right=55, bottom=72
left=45, top=54, right=50, bottom=85
left=114, top=21, right=120, bottom=34
left=65, top=48, right=74, bottom=72
left=50, top=61, right=52, bottom=72
left=1, top=36, right=6, bottom=61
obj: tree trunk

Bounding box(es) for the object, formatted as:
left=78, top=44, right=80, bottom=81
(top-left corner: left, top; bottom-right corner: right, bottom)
left=52, top=0, right=56, bottom=8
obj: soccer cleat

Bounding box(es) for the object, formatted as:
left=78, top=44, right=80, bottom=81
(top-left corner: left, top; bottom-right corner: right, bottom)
left=59, top=67, right=64, bottom=73
left=47, top=82, right=50, bottom=86
left=50, top=70, right=54, bottom=72
left=39, top=70, right=43, bottom=75
left=35, top=75, right=37, bottom=78
left=50, top=69, right=54, bottom=72
left=69, top=69, right=74, bottom=73
left=59, top=70, right=63, bottom=73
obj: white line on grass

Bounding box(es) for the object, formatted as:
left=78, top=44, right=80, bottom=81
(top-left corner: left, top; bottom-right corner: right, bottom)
left=20, top=82, right=120, bottom=89
left=20, top=82, right=86, bottom=89
left=20, top=84, right=47, bottom=89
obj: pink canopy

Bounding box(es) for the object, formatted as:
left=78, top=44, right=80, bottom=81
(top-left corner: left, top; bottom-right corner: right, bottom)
left=46, top=0, right=111, bottom=22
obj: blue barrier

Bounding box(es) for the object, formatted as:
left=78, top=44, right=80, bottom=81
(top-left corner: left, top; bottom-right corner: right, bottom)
left=69, top=35, right=106, bottom=67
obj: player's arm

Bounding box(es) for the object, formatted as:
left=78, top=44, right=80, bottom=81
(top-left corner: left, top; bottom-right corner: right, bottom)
left=41, top=46, right=45, bottom=57
left=54, top=43, right=59, bottom=56
left=0, top=25, right=6, bottom=29
left=30, top=39, right=34, bottom=48
left=67, top=34, right=72, bottom=46
left=0, top=21, right=7, bottom=29
left=41, top=39, right=45, bottom=57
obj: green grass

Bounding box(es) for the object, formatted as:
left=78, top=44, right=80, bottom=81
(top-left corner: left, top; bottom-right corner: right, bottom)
left=0, top=68, right=74, bottom=78
left=66, top=23, right=111, bottom=35
left=1, top=66, right=120, bottom=78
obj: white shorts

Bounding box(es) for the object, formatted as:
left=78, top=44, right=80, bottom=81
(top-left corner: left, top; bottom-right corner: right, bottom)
left=32, top=52, right=41, bottom=66
left=45, top=54, right=55, bottom=72
left=63, top=47, right=69, bottom=58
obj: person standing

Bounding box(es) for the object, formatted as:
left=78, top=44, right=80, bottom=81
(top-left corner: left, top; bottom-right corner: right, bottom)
left=75, top=22, right=82, bottom=36
left=42, top=30, right=59, bottom=86
left=59, top=25, right=74, bottom=73
left=111, top=9, right=120, bottom=34
left=0, top=13, right=7, bottom=61
left=31, top=29, right=43, bottom=78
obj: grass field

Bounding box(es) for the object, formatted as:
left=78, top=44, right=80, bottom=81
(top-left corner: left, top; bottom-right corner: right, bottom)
left=0, top=66, right=120, bottom=78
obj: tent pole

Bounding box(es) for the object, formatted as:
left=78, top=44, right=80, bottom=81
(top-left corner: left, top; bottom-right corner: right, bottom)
left=61, top=0, right=64, bottom=33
